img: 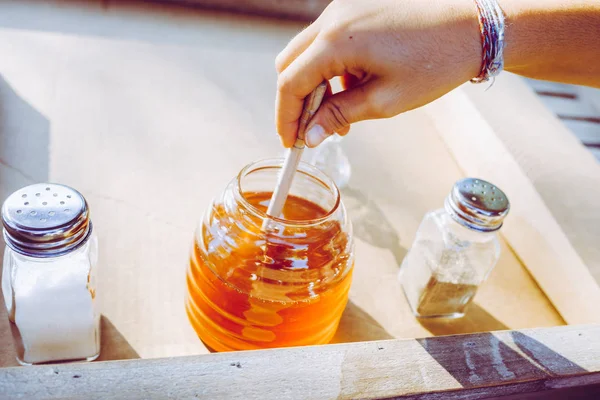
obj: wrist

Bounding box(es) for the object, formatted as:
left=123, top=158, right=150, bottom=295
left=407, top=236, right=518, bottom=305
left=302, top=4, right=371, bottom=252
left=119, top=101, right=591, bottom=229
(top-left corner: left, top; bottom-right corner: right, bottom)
left=497, top=0, right=564, bottom=72
left=446, top=0, right=487, bottom=83
left=496, top=0, right=600, bottom=81
left=468, top=0, right=507, bottom=83
left=496, top=0, right=537, bottom=72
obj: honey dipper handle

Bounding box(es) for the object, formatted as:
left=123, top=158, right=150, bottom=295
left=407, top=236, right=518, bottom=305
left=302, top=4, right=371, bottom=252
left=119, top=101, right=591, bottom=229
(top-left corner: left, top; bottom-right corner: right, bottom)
left=295, top=82, right=328, bottom=145
left=265, top=82, right=328, bottom=222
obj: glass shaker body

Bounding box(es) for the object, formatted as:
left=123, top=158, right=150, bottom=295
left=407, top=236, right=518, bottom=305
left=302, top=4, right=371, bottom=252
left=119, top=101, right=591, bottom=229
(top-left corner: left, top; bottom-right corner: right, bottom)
left=400, top=209, right=500, bottom=318
left=1, top=184, right=100, bottom=365
left=186, top=158, right=354, bottom=352
left=307, top=135, right=351, bottom=189
left=400, top=178, right=509, bottom=319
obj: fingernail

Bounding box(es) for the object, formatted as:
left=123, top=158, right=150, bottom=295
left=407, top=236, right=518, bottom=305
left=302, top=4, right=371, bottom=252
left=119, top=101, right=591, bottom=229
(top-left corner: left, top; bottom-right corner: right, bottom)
left=305, top=125, right=328, bottom=148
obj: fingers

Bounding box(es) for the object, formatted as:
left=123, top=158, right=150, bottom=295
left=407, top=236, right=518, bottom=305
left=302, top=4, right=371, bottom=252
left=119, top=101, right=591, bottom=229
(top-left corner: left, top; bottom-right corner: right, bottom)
left=275, top=23, right=319, bottom=74
left=337, top=126, right=351, bottom=136
left=305, top=80, right=381, bottom=148
left=340, top=72, right=362, bottom=90
left=276, top=40, right=343, bottom=148
left=314, top=79, right=349, bottom=139
left=303, top=80, right=350, bottom=142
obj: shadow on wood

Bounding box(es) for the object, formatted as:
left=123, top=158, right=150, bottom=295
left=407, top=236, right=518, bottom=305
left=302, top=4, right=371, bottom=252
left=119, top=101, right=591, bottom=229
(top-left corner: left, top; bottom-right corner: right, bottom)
left=331, top=300, right=393, bottom=344
left=0, top=261, right=17, bottom=367
left=417, top=330, right=587, bottom=391
left=0, top=325, right=598, bottom=399
left=511, top=331, right=587, bottom=375
left=486, top=383, right=600, bottom=400
left=0, top=0, right=310, bottom=48
left=0, top=74, right=49, bottom=201
left=418, top=303, right=509, bottom=336
left=97, top=316, right=140, bottom=361
left=0, top=74, right=50, bottom=367
left=341, top=186, right=407, bottom=268
left=150, top=0, right=328, bottom=21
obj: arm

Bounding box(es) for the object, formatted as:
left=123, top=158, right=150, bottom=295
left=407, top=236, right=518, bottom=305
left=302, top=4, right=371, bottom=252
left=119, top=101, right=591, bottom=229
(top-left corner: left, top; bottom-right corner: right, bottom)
left=503, top=0, right=600, bottom=87
left=275, top=0, right=600, bottom=148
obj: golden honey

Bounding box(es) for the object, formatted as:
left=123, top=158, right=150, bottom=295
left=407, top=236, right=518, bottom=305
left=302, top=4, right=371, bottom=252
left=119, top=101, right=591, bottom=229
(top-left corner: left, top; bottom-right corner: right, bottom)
left=185, top=160, right=354, bottom=351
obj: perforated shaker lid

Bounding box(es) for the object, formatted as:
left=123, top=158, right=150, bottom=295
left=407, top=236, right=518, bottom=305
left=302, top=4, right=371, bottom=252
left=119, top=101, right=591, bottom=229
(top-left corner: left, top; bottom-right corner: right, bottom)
left=444, top=178, right=510, bottom=232
left=1, top=183, right=92, bottom=257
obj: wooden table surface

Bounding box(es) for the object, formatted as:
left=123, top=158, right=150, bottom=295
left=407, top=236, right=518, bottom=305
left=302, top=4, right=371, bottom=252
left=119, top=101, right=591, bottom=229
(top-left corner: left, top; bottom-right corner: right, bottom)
left=0, top=0, right=563, bottom=367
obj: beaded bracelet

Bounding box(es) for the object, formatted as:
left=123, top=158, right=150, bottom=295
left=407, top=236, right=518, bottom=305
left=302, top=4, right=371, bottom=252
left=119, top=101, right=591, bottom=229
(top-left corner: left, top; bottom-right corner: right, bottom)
left=471, top=0, right=506, bottom=84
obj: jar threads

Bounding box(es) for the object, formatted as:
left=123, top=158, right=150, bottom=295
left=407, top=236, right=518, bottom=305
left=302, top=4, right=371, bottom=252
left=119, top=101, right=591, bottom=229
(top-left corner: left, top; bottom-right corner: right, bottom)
left=186, top=159, right=354, bottom=351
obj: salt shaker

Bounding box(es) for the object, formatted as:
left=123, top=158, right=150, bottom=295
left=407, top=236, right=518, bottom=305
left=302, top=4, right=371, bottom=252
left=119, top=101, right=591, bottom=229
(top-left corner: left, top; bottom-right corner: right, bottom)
left=399, top=178, right=510, bottom=319
left=1, top=183, right=100, bottom=365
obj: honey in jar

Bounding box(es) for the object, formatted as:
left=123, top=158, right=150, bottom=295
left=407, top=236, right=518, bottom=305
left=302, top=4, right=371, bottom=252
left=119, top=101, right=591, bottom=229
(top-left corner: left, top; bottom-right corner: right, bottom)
left=186, top=159, right=354, bottom=351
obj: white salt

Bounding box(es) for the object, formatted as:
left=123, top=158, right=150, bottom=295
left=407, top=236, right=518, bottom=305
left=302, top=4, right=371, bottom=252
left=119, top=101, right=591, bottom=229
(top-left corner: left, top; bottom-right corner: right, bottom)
left=10, top=249, right=99, bottom=364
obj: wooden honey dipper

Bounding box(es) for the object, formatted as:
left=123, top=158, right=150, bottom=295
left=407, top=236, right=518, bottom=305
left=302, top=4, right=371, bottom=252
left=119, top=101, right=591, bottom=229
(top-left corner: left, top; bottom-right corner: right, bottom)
left=263, top=82, right=328, bottom=226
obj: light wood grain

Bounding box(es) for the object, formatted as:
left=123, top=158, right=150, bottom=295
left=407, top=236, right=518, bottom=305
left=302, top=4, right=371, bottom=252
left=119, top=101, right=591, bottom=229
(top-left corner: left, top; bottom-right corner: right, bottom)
left=154, top=0, right=330, bottom=20
left=1, top=325, right=599, bottom=399
left=0, top=3, right=597, bottom=399
left=462, top=75, right=600, bottom=284
left=426, top=76, right=600, bottom=325
left=0, top=0, right=565, bottom=368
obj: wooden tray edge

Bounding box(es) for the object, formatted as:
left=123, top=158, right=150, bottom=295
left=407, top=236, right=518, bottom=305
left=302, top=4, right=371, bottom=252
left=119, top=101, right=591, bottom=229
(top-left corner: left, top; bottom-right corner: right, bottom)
left=1, top=324, right=599, bottom=399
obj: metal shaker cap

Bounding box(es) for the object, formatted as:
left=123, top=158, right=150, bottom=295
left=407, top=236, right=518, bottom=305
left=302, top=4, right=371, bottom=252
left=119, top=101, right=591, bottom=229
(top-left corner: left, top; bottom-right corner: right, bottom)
left=2, top=183, right=92, bottom=258
left=444, top=178, right=510, bottom=232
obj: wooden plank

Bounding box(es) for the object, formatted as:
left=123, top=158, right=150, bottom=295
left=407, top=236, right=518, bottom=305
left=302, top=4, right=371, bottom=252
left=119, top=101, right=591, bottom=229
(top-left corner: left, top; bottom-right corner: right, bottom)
left=151, top=0, right=330, bottom=20
left=425, top=76, right=600, bottom=325
left=0, top=0, right=564, bottom=368
left=486, top=385, right=600, bottom=400
left=1, top=325, right=599, bottom=399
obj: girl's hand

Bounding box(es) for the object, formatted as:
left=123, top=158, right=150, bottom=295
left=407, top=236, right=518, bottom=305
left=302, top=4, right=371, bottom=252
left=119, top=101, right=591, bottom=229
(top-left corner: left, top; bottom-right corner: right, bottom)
left=275, top=0, right=481, bottom=148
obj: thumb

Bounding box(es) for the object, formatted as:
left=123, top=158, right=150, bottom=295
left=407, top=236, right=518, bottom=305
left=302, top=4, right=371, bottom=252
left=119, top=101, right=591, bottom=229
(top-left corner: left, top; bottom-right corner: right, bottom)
left=305, top=81, right=380, bottom=148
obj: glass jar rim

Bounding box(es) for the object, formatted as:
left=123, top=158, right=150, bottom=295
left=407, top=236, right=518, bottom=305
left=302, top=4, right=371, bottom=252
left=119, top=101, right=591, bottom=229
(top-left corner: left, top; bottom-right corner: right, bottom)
left=235, top=158, right=341, bottom=227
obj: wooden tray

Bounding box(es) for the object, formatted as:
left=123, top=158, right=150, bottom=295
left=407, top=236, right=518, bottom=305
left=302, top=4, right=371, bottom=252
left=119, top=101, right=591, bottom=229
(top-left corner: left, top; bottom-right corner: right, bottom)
left=0, top=1, right=599, bottom=398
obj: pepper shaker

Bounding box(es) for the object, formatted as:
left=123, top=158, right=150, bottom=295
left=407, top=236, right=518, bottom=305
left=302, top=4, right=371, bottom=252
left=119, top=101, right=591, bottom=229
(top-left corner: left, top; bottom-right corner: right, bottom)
left=1, top=183, right=100, bottom=365
left=399, top=178, right=510, bottom=319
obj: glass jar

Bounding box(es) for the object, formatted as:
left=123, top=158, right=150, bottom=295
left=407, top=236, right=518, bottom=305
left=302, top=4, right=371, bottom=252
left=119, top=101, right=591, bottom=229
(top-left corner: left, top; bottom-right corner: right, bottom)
left=307, top=135, right=351, bottom=189
left=1, top=183, right=100, bottom=365
left=186, top=158, right=354, bottom=352
left=399, top=178, right=510, bottom=319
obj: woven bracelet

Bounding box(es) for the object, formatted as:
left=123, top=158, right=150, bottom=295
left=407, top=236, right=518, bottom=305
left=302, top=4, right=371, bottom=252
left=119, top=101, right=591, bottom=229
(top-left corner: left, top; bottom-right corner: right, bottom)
left=471, top=0, right=506, bottom=84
